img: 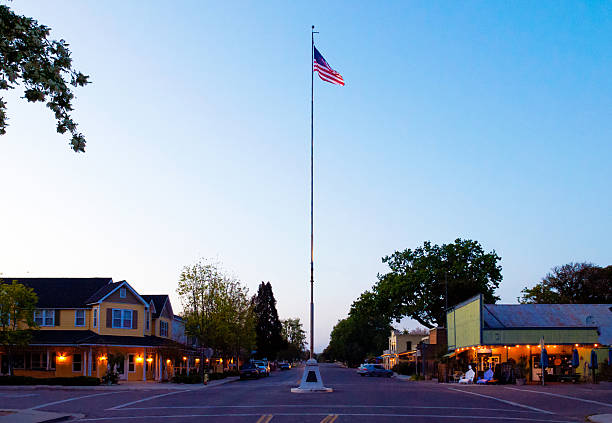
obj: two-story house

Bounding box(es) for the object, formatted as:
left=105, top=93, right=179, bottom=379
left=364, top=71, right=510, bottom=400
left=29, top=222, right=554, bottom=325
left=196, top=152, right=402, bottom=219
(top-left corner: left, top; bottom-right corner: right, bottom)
left=0, top=278, right=189, bottom=382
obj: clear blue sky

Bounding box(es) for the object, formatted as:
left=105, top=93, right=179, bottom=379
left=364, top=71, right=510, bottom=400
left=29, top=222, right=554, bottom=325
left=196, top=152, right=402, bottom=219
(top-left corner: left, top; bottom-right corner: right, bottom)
left=1, top=1, right=610, bottom=352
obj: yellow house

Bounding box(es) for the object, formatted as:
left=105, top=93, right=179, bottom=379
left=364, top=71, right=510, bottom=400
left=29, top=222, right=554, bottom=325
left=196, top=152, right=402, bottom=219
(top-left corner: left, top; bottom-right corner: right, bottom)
left=0, top=278, right=189, bottom=382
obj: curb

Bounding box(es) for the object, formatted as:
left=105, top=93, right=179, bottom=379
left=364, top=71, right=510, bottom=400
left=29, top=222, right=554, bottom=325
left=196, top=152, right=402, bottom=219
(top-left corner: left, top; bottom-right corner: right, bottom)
left=587, top=414, right=612, bottom=423
left=0, top=410, right=84, bottom=423
left=0, top=377, right=240, bottom=391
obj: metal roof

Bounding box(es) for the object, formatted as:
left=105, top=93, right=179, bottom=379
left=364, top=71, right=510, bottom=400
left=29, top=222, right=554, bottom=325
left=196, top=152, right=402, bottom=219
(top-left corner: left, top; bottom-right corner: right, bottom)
left=483, top=303, right=612, bottom=344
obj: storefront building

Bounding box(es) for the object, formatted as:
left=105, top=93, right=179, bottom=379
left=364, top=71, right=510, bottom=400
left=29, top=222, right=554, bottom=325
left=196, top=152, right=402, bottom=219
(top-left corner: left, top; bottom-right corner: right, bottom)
left=446, top=295, right=611, bottom=382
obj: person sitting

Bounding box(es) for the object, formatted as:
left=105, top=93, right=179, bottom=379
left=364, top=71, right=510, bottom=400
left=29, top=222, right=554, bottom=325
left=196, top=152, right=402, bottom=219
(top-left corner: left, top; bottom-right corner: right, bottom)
left=458, top=365, right=475, bottom=384
left=477, top=367, right=496, bottom=384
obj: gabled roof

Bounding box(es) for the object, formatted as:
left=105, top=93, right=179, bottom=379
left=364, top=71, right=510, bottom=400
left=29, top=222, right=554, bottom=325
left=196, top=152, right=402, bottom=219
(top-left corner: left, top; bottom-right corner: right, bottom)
left=483, top=303, right=612, bottom=344
left=142, top=295, right=169, bottom=318
left=86, top=280, right=149, bottom=307
left=0, top=278, right=113, bottom=308
left=28, top=330, right=190, bottom=349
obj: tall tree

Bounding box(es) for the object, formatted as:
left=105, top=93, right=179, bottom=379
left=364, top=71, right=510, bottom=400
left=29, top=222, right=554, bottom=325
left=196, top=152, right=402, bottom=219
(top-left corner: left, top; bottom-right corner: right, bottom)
left=519, top=262, right=612, bottom=304
left=0, top=280, right=38, bottom=375
left=374, top=239, right=502, bottom=328
left=253, top=282, right=284, bottom=360
left=0, top=5, right=90, bottom=151
left=177, top=259, right=256, bottom=376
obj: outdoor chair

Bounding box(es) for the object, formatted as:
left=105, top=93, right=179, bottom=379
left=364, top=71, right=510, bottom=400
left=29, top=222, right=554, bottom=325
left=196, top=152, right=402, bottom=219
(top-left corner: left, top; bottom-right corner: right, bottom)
left=477, top=368, right=496, bottom=384
left=458, top=366, right=475, bottom=384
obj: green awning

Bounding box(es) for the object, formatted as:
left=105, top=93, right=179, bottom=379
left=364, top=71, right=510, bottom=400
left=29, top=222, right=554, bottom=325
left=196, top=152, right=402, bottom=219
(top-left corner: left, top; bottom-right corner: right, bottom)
left=443, top=352, right=455, bottom=358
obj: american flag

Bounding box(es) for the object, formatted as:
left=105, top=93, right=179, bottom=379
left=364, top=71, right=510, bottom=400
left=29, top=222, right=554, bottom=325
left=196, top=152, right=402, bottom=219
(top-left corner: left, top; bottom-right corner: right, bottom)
left=313, top=46, right=344, bottom=86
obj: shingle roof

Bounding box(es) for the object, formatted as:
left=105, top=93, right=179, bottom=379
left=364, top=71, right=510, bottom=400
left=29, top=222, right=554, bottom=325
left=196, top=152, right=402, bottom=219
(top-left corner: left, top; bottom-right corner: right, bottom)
left=85, top=281, right=123, bottom=304
left=142, top=295, right=168, bottom=318
left=28, top=330, right=188, bottom=349
left=484, top=303, right=612, bottom=344
left=1, top=278, right=113, bottom=308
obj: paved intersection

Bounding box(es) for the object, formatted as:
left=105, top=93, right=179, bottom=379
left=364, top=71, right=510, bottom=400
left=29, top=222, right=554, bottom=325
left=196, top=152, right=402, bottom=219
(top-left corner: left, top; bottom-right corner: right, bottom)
left=0, top=364, right=610, bottom=422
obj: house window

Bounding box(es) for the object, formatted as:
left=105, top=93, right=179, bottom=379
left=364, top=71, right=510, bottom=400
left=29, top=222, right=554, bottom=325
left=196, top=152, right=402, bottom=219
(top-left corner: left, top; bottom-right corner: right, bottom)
left=112, top=309, right=133, bottom=329
left=407, top=341, right=412, bottom=351
left=31, top=352, right=47, bottom=370
left=73, top=354, right=82, bottom=372
left=13, top=354, right=25, bottom=369
left=128, top=354, right=135, bottom=372
left=34, top=309, right=55, bottom=326
left=160, top=321, right=168, bottom=337
left=119, top=287, right=126, bottom=298
left=145, top=310, right=150, bottom=331
left=93, top=309, right=98, bottom=328
left=75, top=310, right=85, bottom=327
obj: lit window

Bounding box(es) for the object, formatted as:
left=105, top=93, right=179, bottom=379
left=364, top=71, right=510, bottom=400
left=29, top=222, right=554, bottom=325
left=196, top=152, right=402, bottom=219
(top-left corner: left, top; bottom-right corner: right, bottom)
left=34, top=309, right=55, bottom=326
left=119, top=287, right=127, bottom=298
left=112, top=309, right=133, bottom=329
left=75, top=310, right=85, bottom=327
left=93, top=309, right=98, bottom=328
left=160, top=321, right=168, bottom=337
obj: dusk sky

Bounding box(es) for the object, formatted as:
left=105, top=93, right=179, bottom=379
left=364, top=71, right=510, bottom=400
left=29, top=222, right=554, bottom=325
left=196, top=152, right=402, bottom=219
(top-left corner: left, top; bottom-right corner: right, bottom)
left=1, top=1, right=610, bottom=352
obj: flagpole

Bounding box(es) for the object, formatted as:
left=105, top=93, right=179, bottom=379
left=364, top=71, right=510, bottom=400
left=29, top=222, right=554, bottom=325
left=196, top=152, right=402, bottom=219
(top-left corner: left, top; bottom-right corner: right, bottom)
left=309, top=25, right=316, bottom=361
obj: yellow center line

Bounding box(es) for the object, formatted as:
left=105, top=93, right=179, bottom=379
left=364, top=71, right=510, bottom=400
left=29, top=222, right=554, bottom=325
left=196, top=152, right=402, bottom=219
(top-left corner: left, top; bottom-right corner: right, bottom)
left=320, top=415, right=338, bottom=423
left=256, top=414, right=274, bottom=423
left=329, top=415, right=339, bottom=423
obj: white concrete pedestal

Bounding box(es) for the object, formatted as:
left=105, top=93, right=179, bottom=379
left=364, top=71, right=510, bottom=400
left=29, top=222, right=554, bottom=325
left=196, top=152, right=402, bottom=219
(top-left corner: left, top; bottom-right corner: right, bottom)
left=291, top=359, right=333, bottom=393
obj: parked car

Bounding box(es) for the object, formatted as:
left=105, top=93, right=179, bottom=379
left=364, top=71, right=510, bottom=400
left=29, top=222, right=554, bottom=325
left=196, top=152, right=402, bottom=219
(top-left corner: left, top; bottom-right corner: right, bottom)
left=252, top=360, right=270, bottom=377
left=239, top=363, right=261, bottom=380
left=279, top=362, right=291, bottom=370
left=357, top=364, right=393, bottom=378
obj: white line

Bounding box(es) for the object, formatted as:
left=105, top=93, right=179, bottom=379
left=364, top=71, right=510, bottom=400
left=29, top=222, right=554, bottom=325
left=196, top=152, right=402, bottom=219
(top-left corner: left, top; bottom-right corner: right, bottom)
left=504, top=387, right=612, bottom=408
left=117, top=405, right=532, bottom=413
left=447, top=387, right=554, bottom=415
left=107, top=389, right=195, bottom=410
left=76, top=412, right=575, bottom=422
left=29, top=392, right=121, bottom=410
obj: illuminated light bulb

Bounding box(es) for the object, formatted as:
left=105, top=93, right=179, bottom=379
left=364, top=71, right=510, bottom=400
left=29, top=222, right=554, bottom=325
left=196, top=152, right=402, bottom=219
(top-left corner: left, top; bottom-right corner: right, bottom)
left=183, top=356, right=187, bottom=361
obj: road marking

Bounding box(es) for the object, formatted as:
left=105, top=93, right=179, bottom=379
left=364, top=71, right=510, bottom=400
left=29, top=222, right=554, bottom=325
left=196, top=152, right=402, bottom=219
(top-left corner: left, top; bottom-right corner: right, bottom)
left=29, top=392, right=121, bottom=410
left=107, top=389, right=195, bottom=410
left=504, top=387, right=612, bottom=408
left=320, top=415, right=338, bottom=423
left=255, top=415, right=273, bottom=423
left=76, top=412, right=575, bottom=422
left=119, top=405, right=532, bottom=413
left=0, top=393, right=37, bottom=398
left=447, top=387, right=554, bottom=415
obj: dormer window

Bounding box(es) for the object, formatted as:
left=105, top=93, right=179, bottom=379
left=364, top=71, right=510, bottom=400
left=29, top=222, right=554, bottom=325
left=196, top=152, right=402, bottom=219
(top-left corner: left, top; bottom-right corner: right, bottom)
left=119, top=287, right=127, bottom=298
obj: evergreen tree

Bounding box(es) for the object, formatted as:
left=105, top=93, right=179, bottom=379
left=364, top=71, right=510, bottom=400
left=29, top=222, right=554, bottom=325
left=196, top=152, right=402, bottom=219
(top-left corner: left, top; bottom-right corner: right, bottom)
left=253, top=282, right=285, bottom=360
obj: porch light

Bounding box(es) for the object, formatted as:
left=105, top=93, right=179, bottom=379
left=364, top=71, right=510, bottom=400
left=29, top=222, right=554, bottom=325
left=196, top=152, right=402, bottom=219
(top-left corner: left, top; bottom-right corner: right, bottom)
left=98, top=355, right=107, bottom=361
left=166, top=359, right=171, bottom=365
left=135, top=356, right=144, bottom=363
left=526, top=345, right=531, bottom=349
left=195, top=358, right=200, bottom=364
left=183, top=356, right=187, bottom=361
left=206, top=358, right=209, bottom=363
left=146, top=357, right=153, bottom=363
left=594, top=344, right=598, bottom=347
left=515, top=345, right=519, bottom=348
left=57, top=354, right=67, bottom=362
left=220, top=358, right=223, bottom=363
left=575, top=344, right=579, bottom=347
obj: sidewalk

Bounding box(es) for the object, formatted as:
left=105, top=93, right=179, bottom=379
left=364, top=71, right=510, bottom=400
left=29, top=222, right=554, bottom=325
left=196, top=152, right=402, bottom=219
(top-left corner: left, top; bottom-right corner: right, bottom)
left=0, top=376, right=239, bottom=391
left=0, top=409, right=83, bottom=423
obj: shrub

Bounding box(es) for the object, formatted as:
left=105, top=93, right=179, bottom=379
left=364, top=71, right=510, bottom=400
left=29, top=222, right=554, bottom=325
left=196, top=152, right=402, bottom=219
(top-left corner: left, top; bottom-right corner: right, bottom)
left=172, top=374, right=203, bottom=384
left=0, top=376, right=100, bottom=386
left=392, top=361, right=416, bottom=376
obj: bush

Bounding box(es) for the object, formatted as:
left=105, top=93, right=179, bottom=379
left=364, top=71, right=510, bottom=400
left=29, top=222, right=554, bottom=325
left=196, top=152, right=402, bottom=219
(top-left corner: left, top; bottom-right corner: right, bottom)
left=0, top=376, right=100, bottom=386
left=101, top=370, right=119, bottom=385
left=172, top=374, right=203, bottom=384
left=392, top=361, right=416, bottom=376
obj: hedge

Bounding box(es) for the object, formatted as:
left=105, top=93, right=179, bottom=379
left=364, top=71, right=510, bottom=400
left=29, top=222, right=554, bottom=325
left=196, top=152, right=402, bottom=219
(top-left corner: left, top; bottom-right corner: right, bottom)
left=0, top=376, right=101, bottom=386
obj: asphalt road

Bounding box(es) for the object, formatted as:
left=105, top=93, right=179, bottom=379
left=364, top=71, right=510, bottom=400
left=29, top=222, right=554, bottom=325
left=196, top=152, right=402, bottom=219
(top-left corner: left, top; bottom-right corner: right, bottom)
left=0, top=363, right=611, bottom=422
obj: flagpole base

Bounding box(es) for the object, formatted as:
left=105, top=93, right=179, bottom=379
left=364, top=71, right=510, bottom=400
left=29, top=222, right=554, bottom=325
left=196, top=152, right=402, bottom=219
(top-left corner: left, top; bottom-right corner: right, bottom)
left=291, top=359, right=333, bottom=393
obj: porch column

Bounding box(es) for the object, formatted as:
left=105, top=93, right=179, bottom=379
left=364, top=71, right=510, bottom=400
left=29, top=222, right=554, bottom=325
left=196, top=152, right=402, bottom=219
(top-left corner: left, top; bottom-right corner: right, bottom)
left=186, top=358, right=190, bottom=376
left=46, top=349, right=50, bottom=371
left=142, top=348, right=146, bottom=381
left=87, top=348, right=92, bottom=377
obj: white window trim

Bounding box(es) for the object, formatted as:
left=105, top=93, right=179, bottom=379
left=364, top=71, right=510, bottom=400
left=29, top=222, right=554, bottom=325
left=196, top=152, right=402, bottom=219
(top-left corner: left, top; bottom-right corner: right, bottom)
left=160, top=320, right=168, bottom=337
left=72, top=354, right=82, bottom=372
left=111, top=309, right=133, bottom=329
left=74, top=309, right=86, bottom=327
left=34, top=309, right=55, bottom=327
left=128, top=354, right=136, bottom=372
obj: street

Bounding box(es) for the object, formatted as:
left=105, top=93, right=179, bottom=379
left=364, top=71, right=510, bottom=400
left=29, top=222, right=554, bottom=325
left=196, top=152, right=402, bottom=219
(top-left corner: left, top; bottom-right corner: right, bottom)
left=1, top=364, right=611, bottom=422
